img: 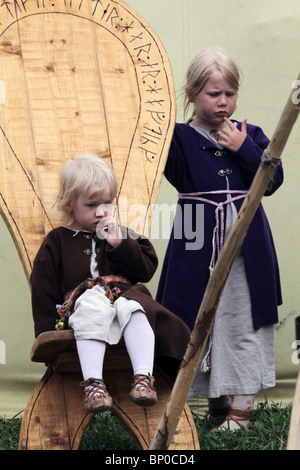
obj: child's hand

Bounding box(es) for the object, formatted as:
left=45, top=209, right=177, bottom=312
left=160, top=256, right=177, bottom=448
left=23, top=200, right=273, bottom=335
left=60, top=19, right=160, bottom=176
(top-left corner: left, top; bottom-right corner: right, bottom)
left=219, top=118, right=247, bottom=152
left=97, top=216, right=122, bottom=247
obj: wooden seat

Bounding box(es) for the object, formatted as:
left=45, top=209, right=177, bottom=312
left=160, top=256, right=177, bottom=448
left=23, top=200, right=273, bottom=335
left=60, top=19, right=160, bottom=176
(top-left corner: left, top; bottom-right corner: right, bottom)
left=0, top=0, right=199, bottom=450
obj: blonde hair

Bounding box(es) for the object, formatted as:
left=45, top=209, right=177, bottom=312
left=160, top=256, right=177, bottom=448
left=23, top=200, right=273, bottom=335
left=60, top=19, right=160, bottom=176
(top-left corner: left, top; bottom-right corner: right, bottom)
left=54, top=153, right=118, bottom=222
left=183, top=49, right=241, bottom=119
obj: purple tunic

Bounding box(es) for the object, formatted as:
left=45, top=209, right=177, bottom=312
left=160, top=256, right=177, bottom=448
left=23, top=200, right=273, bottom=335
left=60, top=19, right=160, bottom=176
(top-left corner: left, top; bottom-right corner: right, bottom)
left=156, top=121, right=283, bottom=331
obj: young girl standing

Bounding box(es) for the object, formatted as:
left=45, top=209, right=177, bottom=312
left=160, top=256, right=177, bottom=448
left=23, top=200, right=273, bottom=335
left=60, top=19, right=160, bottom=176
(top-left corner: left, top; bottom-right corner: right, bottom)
left=156, top=49, right=283, bottom=430
left=31, top=154, right=190, bottom=414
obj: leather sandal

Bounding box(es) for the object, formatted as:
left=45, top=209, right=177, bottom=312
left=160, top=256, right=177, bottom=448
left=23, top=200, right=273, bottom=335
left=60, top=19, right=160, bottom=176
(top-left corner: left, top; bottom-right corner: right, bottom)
left=227, top=408, right=251, bottom=429
left=81, top=377, right=112, bottom=414
left=130, top=373, right=158, bottom=407
left=210, top=407, right=250, bottom=432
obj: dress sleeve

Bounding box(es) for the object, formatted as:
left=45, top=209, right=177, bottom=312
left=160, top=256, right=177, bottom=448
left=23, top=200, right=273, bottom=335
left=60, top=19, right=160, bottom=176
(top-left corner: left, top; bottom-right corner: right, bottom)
left=234, top=123, right=284, bottom=195
left=164, top=127, right=187, bottom=191
left=30, top=231, right=63, bottom=337
left=105, top=228, right=158, bottom=283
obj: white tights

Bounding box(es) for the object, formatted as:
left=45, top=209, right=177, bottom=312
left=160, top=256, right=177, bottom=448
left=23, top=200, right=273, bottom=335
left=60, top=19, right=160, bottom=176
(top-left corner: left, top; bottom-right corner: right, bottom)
left=76, top=311, right=155, bottom=380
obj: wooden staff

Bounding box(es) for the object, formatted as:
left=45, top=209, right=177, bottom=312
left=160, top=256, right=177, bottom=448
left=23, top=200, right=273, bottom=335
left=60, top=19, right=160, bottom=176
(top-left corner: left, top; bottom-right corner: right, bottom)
left=150, top=75, right=300, bottom=450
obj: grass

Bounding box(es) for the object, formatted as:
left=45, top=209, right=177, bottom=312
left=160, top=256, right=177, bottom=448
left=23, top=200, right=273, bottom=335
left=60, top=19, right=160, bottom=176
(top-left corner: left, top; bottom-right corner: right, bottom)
left=0, top=400, right=292, bottom=450
left=193, top=401, right=291, bottom=450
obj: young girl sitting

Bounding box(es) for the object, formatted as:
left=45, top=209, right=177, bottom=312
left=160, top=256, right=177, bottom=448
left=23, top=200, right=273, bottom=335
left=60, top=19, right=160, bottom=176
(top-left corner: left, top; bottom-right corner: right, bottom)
left=31, top=154, right=190, bottom=414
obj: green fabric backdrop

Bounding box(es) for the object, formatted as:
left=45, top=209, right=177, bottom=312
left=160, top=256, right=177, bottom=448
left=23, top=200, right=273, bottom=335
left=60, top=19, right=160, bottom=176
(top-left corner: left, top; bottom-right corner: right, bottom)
left=1, top=0, right=300, bottom=417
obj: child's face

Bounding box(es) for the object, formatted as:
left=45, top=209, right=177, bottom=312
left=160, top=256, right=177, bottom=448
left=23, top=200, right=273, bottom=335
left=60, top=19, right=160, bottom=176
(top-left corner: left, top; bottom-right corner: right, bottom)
left=67, top=186, right=113, bottom=232
left=191, top=71, right=237, bottom=130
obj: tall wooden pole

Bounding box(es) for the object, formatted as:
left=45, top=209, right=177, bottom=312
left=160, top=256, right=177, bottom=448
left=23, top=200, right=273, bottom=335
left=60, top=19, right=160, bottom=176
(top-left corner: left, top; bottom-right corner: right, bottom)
left=150, top=75, right=300, bottom=450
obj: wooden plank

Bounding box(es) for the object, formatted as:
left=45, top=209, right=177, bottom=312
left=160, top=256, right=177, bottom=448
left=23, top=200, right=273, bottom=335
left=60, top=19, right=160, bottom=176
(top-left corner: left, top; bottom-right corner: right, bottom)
left=19, top=366, right=93, bottom=450
left=0, top=0, right=176, bottom=279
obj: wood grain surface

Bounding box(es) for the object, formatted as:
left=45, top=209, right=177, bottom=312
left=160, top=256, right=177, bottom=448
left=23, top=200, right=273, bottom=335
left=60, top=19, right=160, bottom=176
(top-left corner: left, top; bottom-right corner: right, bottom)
left=0, top=0, right=176, bottom=279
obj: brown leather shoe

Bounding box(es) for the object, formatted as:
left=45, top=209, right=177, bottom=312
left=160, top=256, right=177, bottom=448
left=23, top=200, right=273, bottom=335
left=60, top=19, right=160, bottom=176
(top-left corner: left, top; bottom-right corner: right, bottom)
left=81, top=377, right=112, bottom=414
left=130, top=373, right=158, bottom=407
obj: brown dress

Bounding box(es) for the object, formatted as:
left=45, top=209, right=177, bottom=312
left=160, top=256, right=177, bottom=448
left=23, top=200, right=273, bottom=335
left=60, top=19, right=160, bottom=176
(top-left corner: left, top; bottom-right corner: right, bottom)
left=31, top=226, right=190, bottom=376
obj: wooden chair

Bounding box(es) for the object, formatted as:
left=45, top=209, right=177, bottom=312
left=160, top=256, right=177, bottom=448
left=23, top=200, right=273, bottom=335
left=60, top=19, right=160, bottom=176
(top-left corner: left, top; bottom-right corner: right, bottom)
left=0, top=0, right=199, bottom=450
left=18, top=330, right=199, bottom=450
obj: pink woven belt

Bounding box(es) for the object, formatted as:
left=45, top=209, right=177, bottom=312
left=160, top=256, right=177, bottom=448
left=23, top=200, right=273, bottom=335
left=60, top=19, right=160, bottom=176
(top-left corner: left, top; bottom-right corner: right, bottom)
left=178, top=190, right=247, bottom=270
left=179, top=189, right=248, bottom=373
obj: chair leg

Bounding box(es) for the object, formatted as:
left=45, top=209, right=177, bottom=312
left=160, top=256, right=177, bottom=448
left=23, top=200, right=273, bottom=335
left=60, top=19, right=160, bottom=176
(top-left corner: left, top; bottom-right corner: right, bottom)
left=19, top=365, right=93, bottom=450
